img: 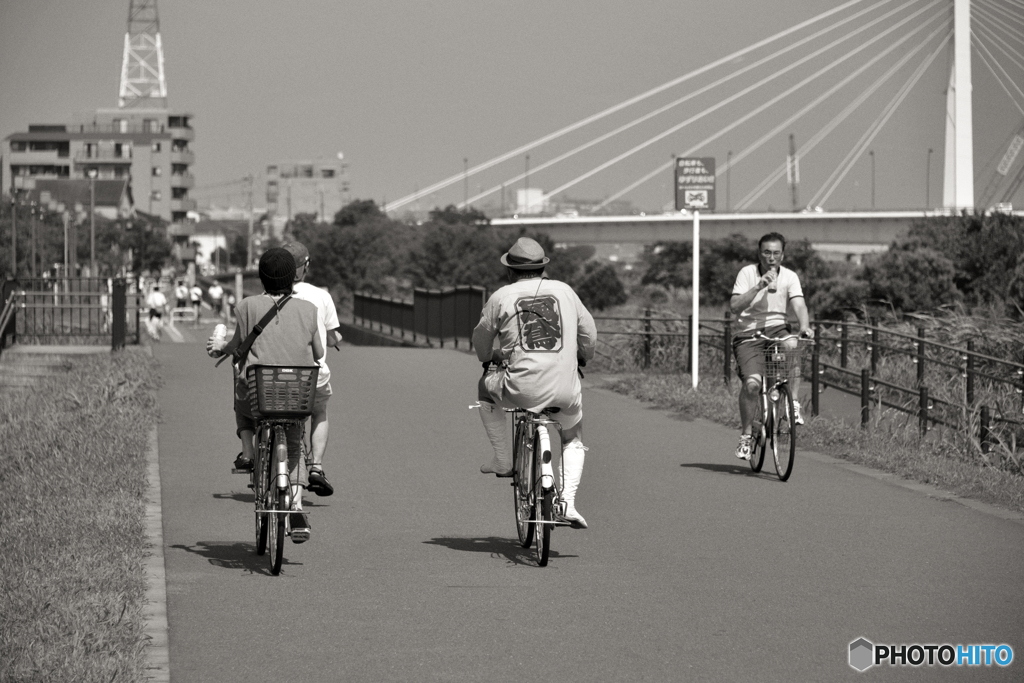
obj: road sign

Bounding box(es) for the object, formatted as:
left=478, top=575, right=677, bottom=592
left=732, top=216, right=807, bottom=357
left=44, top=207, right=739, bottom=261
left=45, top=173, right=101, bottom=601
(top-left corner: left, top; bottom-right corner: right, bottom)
left=675, top=157, right=716, bottom=211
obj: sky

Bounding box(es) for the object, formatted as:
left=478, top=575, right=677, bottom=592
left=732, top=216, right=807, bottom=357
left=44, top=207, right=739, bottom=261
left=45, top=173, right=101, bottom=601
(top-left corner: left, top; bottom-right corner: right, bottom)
left=1, top=0, right=1022, bottom=214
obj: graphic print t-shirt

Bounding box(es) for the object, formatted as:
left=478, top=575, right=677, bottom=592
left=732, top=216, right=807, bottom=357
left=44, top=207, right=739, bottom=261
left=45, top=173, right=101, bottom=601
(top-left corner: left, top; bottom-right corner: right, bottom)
left=473, top=278, right=596, bottom=413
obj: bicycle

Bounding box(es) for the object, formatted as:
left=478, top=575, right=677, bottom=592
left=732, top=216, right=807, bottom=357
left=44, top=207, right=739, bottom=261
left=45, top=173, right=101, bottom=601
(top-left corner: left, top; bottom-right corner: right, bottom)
left=740, top=332, right=806, bottom=482
left=510, top=407, right=571, bottom=566
left=245, top=364, right=319, bottom=575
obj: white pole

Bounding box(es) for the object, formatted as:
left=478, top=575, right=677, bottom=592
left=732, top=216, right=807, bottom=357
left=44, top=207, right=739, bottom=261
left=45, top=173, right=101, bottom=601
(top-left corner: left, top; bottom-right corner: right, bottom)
left=692, top=210, right=700, bottom=389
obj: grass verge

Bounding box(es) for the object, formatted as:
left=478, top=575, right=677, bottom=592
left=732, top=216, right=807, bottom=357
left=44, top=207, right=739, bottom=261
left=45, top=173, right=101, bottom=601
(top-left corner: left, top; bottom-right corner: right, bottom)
left=0, top=348, right=159, bottom=683
left=601, top=372, right=1024, bottom=516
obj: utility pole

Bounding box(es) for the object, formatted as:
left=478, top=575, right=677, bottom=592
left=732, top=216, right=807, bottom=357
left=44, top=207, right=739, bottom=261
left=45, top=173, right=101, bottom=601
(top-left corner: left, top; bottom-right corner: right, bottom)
left=726, top=150, right=732, bottom=212
left=89, top=168, right=97, bottom=276
left=869, top=150, right=875, bottom=210
left=30, top=201, right=37, bottom=278
left=9, top=194, right=16, bottom=277
left=245, top=174, right=254, bottom=268
left=463, top=157, right=468, bottom=208
left=524, top=154, right=530, bottom=213
left=925, top=148, right=933, bottom=208
left=787, top=133, right=799, bottom=211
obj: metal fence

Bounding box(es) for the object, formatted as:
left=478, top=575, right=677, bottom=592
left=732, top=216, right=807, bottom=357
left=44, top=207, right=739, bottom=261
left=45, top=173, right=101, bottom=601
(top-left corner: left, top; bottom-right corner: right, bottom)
left=1, top=277, right=141, bottom=354
left=353, top=286, right=487, bottom=349
left=594, top=311, right=1024, bottom=461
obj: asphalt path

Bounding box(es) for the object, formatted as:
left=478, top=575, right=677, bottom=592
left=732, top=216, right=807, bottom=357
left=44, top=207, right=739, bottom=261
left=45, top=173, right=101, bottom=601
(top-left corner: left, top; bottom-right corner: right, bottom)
left=154, top=329, right=1023, bottom=682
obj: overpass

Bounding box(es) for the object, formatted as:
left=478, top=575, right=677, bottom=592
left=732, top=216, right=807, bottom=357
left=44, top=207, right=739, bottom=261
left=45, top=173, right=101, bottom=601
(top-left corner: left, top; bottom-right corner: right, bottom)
left=491, top=210, right=973, bottom=256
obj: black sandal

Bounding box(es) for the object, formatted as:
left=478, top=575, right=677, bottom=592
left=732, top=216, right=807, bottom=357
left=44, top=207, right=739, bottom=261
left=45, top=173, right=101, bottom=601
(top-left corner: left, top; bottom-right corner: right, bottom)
left=233, top=452, right=253, bottom=472
left=307, top=467, right=334, bottom=497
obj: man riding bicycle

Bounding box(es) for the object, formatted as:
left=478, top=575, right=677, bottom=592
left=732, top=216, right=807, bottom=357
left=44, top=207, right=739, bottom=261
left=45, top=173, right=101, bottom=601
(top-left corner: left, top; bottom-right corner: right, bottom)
left=282, top=241, right=343, bottom=497
left=471, top=237, right=597, bottom=528
left=730, top=232, right=813, bottom=460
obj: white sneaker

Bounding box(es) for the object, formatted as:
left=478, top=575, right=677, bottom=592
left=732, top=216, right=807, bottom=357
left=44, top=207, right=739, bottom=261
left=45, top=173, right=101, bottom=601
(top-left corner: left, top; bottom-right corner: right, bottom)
left=557, top=503, right=588, bottom=529
left=735, top=434, right=752, bottom=460
left=792, top=401, right=805, bottom=425
left=480, top=459, right=512, bottom=477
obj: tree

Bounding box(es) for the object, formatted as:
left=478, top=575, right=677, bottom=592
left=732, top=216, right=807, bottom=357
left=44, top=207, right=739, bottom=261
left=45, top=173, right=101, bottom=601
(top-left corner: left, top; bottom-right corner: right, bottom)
left=333, top=199, right=383, bottom=227
left=428, top=204, right=489, bottom=225
left=575, top=261, right=627, bottom=311
left=861, top=246, right=960, bottom=312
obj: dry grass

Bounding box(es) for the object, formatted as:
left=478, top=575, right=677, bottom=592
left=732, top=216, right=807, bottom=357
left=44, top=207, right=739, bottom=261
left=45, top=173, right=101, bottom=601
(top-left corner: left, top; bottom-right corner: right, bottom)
left=0, top=348, right=159, bottom=683
left=603, top=371, right=1024, bottom=515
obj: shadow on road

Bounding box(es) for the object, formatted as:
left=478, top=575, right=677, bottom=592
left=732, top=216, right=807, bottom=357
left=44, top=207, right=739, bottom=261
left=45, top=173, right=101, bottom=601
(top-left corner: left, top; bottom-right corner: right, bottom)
left=679, top=462, right=778, bottom=478
left=213, top=492, right=254, bottom=504
left=169, top=541, right=299, bottom=575
left=423, top=536, right=577, bottom=566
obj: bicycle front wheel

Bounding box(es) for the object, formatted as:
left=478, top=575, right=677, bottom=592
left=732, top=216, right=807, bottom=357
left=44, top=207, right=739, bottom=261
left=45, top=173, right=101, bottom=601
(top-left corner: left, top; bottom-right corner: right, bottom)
left=750, top=395, right=766, bottom=473
left=772, top=384, right=796, bottom=482
left=513, top=420, right=535, bottom=548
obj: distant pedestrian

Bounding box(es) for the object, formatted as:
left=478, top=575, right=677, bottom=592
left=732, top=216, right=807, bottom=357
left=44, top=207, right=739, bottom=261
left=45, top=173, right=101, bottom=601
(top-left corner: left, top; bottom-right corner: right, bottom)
left=174, top=280, right=189, bottom=309
left=190, top=283, right=203, bottom=325
left=208, top=282, right=224, bottom=319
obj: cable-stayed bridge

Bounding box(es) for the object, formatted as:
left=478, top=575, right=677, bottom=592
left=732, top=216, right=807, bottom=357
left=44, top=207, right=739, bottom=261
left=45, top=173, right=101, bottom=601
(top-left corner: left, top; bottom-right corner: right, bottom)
left=384, top=0, right=1024, bottom=251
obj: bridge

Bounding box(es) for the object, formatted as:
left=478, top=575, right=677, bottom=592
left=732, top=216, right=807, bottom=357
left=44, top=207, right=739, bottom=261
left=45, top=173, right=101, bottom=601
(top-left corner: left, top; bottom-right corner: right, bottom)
left=492, top=208, right=1022, bottom=257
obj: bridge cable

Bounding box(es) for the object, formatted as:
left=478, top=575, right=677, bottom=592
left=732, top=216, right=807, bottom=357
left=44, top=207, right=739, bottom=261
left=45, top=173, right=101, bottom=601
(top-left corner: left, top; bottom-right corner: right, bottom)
left=810, top=33, right=951, bottom=208
left=972, top=25, right=1024, bottom=116
left=549, top=0, right=943, bottom=206
left=634, top=13, right=950, bottom=212
left=979, top=0, right=1024, bottom=32
left=975, top=1, right=1024, bottom=51
left=383, top=0, right=876, bottom=211
left=733, top=18, right=951, bottom=210
left=973, top=6, right=1024, bottom=73
left=458, top=0, right=899, bottom=209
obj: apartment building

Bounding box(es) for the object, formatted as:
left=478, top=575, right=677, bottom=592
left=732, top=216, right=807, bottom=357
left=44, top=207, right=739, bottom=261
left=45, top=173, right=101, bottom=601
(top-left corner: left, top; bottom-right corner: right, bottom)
left=3, top=107, right=196, bottom=224
left=266, top=157, right=349, bottom=224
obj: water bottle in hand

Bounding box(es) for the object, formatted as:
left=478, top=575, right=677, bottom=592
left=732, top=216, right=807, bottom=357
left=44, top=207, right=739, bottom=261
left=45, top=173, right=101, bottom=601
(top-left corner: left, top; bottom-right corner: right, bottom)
left=209, top=324, right=227, bottom=357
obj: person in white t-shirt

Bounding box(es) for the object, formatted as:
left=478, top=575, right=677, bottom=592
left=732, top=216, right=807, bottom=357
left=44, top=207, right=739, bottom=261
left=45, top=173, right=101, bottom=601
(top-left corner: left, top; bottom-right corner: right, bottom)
left=283, top=241, right=343, bottom=497
left=145, top=284, right=168, bottom=340
left=729, top=232, right=813, bottom=461
left=472, top=237, right=597, bottom=528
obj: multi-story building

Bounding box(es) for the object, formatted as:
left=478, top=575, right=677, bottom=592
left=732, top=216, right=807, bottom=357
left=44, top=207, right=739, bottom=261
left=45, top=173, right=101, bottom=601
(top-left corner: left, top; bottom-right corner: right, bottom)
left=266, top=157, right=349, bottom=225
left=3, top=107, right=196, bottom=224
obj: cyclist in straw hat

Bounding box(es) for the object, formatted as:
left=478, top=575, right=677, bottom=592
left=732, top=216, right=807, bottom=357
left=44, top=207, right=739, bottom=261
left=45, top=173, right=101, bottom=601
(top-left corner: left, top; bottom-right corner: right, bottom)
left=472, top=237, right=597, bottom=528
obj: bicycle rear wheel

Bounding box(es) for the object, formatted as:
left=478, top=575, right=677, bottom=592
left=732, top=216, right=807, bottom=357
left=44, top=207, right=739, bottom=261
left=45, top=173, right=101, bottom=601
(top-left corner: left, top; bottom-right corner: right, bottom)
left=534, top=432, right=552, bottom=567
left=772, top=384, right=796, bottom=481
left=254, top=427, right=270, bottom=555
left=750, top=396, right=766, bottom=473
left=513, top=420, right=535, bottom=548
left=267, top=430, right=287, bottom=574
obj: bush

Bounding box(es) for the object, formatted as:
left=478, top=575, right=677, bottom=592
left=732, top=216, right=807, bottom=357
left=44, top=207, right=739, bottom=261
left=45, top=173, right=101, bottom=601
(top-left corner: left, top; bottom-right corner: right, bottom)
left=862, top=246, right=960, bottom=312
left=575, top=261, right=628, bottom=311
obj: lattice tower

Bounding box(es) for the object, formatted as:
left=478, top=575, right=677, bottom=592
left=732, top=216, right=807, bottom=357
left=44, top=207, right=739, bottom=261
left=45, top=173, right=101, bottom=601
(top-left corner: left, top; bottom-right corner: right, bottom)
left=118, top=0, right=168, bottom=108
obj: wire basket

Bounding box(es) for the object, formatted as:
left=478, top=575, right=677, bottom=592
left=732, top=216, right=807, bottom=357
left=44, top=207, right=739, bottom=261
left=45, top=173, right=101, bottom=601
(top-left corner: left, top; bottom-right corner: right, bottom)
left=763, top=343, right=804, bottom=384
left=246, top=365, right=319, bottom=418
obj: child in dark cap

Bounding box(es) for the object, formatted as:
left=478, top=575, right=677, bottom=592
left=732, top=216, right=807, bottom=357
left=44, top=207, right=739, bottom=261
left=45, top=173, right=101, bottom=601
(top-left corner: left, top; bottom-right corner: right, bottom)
left=207, top=247, right=324, bottom=543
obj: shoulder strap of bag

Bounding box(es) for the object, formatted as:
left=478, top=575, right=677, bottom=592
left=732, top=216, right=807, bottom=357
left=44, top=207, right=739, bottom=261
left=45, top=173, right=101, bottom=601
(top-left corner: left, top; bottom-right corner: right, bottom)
left=216, top=295, right=292, bottom=368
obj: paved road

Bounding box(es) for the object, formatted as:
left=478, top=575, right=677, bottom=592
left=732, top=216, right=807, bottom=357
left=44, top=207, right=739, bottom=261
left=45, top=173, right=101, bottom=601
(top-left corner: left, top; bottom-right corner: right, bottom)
left=154, top=332, right=1023, bottom=682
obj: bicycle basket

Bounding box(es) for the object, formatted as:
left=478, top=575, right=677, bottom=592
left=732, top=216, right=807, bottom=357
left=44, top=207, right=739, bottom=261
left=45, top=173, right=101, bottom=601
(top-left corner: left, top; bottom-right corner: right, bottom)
left=763, top=343, right=803, bottom=383
left=246, top=365, right=319, bottom=418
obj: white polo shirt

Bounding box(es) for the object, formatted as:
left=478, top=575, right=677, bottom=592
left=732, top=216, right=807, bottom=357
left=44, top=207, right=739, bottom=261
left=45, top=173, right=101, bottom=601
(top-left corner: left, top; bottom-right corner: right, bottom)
left=731, top=264, right=804, bottom=334
left=291, top=282, right=341, bottom=388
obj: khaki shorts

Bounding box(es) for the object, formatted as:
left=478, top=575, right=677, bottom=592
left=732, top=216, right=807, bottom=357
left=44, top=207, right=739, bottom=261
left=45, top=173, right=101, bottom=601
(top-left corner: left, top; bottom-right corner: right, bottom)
left=477, top=366, right=582, bottom=429
left=732, top=324, right=790, bottom=381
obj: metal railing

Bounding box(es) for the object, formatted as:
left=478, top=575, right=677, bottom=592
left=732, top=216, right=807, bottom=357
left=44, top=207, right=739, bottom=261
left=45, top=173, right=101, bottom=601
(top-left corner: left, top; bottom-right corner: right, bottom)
left=353, top=286, right=486, bottom=349
left=1, top=277, right=142, bottom=354
left=594, top=311, right=1024, bottom=463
